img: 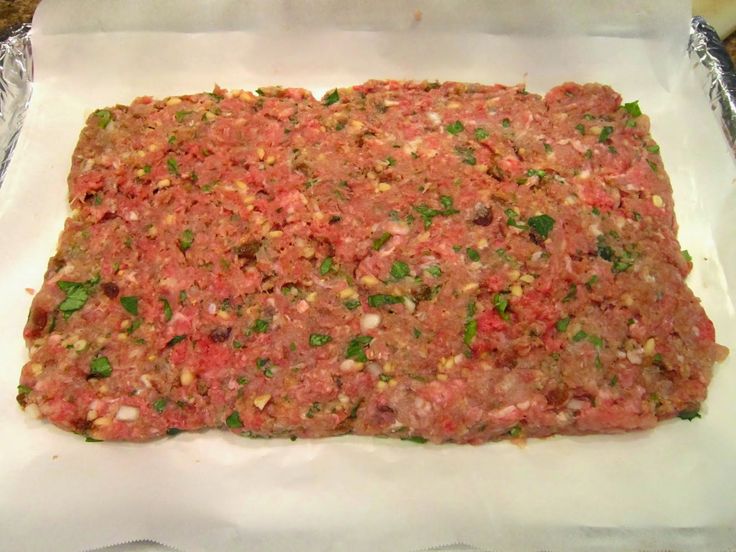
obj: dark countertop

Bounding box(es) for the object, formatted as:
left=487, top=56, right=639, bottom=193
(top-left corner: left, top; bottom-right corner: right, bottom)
left=3, top=1, right=736, bottom=65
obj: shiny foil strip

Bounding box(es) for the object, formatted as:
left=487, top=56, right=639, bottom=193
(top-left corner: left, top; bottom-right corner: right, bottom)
left=0, top=23, right=32, bottom=190
left=689, top=16, right=736, bottom=154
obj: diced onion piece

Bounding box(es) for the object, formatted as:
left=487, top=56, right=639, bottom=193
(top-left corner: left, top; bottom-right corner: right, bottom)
left=116, top=405, right=140, bottom=422
left=360, top=313, right=381, bottom=331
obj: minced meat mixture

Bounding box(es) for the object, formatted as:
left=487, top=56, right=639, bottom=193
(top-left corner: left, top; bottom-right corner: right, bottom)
left=17, top=80, right=729, bottom=443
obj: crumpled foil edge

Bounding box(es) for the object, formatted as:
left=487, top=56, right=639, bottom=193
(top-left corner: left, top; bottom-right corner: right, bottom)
left=689, top=16, right=736, bottom=155
left=0, top=22, right=32, bottom=191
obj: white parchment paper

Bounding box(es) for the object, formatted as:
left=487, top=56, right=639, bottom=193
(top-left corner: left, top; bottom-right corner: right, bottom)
left=1, top=1, right=735, bottom=551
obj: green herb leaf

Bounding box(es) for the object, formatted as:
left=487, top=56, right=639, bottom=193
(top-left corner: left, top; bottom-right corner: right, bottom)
left=17, top=384, right=32, bottom=395
left=343, top=299, right=361, bottom=310
left=647, top=159, right=658, bottom=172
left=372, top=232, right=392, bottom=251
left=446, top=120, right=464, bottom=135
left=681, top=250, right=692, bottom=262
left=646, top=144, right=660, bottom=154
left=323, top=89, right=340, bottom=106
left=588, top=334, right=604, bottom=348
left=94, top=109, right=112, bottom=129
left=474, top=128, right=489, bottom=140
left=166, top=335, right=186, bottom=347
left=562, top=284, right=577, bottom=303
left=305, top=402, right=321, bottom=418
left=526, top=168, right=546, bottom=178
left=455, top=146, right=476, bottom=165
left=167, top=157, right=179, bottom=175
left=426, top=265, right=442, bottom=277
left=161, top=297, right=173, bottom=322
left=309, top=333, right=332, bottom=347
left=585, top=275, right=599, bottom=290
left=543, top=142, right=553, bottom=153
left=401, top=435, right=428, bottom=444
left=346, top=335, right=373, bottom=362
left=252, top=319, right=269, bottom=333
left=319, top=256, right=333, bottom=275
left=153, top=398, right=168, bottom=413
left=120, top=296, right=139, bottom=316
left=504, top=208, right=528, bottom=230
left=466, top=248, right=480, bottom=262
left=677, top=409, right=701, bottom=421
left=492, top=293, right=510, bottom=321
left=90, top=356, right=112, bottom=378
left=57, top=282, right=90, bottom=318
left=390, top=260, right=410, bottom=280
left=367, top=294, right=404, bottom=308
left=501, top=118, right=511, bottom=128
left=508, top=424, right=522, bottom=438
left=623, top=101, right=641, bottom=118
left=598, top=126, right=613, bottom=143
left=572, top=330, right=588, bottom=342
left=175, top=110, right=192, bottom=123
left=575, top=123, right=585, bottom=135
left=527, top=214, right=555, bottom=239
left=226, top=411, right=243, bottom=428
left=463, top=318, right=477, bottom=347
left=179, top=228, right=194, bottom=251
left=584, top=149, right=593, bottom=160
left=556, top=317, right=571, bottom=332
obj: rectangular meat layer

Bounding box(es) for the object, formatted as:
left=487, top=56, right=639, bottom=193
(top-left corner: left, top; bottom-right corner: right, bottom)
left=18, top=80, right=728, bottom=443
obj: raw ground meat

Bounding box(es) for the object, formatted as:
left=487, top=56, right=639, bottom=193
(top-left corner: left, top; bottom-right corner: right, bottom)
left=17, top=80, right=729, bottom=443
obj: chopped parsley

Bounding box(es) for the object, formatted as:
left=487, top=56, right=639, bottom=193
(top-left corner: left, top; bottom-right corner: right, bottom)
left=161, top=297, right=173, bottom=322
left=555, top=317, right=571, bottom=332
left=390, top=260, right=410, bottom=280
left=89, top=356, right=112, bottom=378
left=386, top=156, right=396, bottom=167
left=413, top=195, right=459, bottom=228
left=175, top=110, right=192, bottom=123
left=474, top=128, right=489, bottom=140
left=681, top=250, right=692, bottom=262
left=492, top=293, right=510, bottom=321
left=454, top=146, right=476, bottom=165
left=446, top=120, right=464, bottom=135
left=94, top=109, right=112, bottom=128
left=343, top=299, right=361, bottom=310
left=166, top=335, right=186, bottom=347
left=57, top=276, right=99, bottom=319
left=142, top=164, right=151, bottom=174
left=346, top=335, right=373, bottom=362
left=508, top=425, right=522, bottom=438
left=426, top=265, right=442, bottom=277
left=401, top=436, right=428, bottom=444
left=598, top=126, right=613, bottom=143
left=252, top=319, right=270, bottom=333
left=526, top=168, right=546, bottom=178
left=367, top=294, right=404, bottom=308
left=504, top=209, right=527, bottom=230
left=584, top=149, right=593, bottom=160
left=543, top=142, right=553, bottom=153
left=319, top=256, right=333, bottom=276
left=306, top=402, right=321, bottom=418
left=647, top=159, right=658, bottom=172
left=585, top=275, right=599, bottom=290
left=527, top=214, right=555, bottom=239
left=120, top=296, right=139, bottom=316
left=463, top=318, right=477, bottom=347
left=226, top=411, right=243, bottom=428
left=646, top=144, right=660, bottom=154
left=572, top=330, right=588, bottom=342
left=575, top=123, right=585, bottom=135
left=466, top=248, right=480, bottom=262
left=153, top=398, right=167, bottom=413
left=309, top=333, right=332, bottom=347
left=166, top=157, right=179, bottom=175
left=17, top=384, right=32, bottom=395
left=562, top=284, right=577, bottom=302
left=623, top=100, right=641, bottom=118
left=677, top=409, right=701, bottom=421
left=501, top=118, right=511, bottom=128
left=179, top=229, right=194, bottom=251
left=323, top=89, right=340, bottom=106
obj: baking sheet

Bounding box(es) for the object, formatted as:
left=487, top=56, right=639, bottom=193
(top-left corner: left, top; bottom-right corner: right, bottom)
left=1, top=1, right=735, bottom=551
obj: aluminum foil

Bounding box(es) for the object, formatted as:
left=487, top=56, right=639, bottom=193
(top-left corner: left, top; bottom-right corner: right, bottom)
left=0, top=23, right=32, bottom=190
left=689, top=16, right=736, bottom=154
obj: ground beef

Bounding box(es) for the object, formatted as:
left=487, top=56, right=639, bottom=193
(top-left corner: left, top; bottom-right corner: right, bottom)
left=17, top=80, right=729, bottom=443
